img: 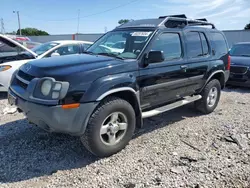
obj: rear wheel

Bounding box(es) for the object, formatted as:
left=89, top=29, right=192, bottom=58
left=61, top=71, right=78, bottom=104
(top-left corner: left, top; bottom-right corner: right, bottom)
left=195, top=79, right=221, bottom=114
left=81, top=97, right=136, bottom=157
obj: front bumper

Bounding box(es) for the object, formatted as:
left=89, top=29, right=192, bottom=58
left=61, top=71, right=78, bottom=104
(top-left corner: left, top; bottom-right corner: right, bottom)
left=9, top=89, right=98, bottom=136
left=0, top=85, right=7, bottom=92
left=227, top=70, right=250, bottom=87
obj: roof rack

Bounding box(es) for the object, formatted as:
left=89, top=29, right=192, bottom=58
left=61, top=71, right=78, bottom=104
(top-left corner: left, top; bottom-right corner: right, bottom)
left=159, top=14, right=187, bottom=19
left=158, top=14, right=215, bottom=29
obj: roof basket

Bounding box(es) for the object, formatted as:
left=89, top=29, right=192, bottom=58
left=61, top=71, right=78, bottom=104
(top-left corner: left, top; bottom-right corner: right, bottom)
left=159, top=15, right=215, bottom=29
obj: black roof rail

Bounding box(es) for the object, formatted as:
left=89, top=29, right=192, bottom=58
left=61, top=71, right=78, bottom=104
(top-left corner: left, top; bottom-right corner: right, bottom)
left=158, top=14, right=187, bottom=19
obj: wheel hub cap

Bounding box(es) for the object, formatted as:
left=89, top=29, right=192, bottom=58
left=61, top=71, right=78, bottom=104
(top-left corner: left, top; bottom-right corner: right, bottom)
left=207, top=87, right=218, bottom=107
left=100, top=112, right=128, bottom=145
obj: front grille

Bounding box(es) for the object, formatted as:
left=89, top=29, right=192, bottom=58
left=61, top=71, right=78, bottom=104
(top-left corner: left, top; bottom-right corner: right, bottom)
left=230, top=66, right=248, bottom=74
left=17, top=70, right=35, bottom=81
left=15, top=70, right=35, bottom=90
left=16, top=78, right=28, bottom=89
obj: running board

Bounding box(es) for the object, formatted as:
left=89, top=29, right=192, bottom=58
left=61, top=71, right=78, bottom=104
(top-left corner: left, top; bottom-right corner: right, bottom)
left=142, top=95, right=202, bottom=118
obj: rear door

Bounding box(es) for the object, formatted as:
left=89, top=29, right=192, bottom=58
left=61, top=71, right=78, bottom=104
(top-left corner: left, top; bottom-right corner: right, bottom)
left=138, top=31, right=190, bottom=110
left=183, top=31, right=210, bottom=95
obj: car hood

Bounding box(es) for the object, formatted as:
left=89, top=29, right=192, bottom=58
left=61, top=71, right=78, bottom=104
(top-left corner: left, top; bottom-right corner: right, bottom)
left=19, top=54, right=135, bottom=80
left=0, top=35, right=37, bottom=57
left=0, top=35, right=38, bottom=64
left=231, top=56, right=250, bottom=66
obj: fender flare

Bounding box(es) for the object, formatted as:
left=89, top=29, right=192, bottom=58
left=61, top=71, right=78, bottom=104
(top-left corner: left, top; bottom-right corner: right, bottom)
left=201, top=70, right=225, bottom=91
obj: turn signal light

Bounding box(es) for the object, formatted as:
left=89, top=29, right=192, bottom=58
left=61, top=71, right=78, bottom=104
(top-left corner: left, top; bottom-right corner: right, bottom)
left=62, top=103, right=80, bottom=109
left=0, top=65, right=12, bottom=72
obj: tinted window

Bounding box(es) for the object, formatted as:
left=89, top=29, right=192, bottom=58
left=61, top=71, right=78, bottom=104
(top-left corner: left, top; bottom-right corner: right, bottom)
left=151, top=33, right=182, bottom=60
left=211, top=32, right=228, bottom=55
left=229, top=44, right=250, bottom=57
left=200, top=33, right=209, bottom=55
left=186, top=32, right=203, bottom=58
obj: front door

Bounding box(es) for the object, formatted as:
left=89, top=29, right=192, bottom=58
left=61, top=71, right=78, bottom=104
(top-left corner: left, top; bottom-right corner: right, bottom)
left=138, top=31, right=189, bottom=110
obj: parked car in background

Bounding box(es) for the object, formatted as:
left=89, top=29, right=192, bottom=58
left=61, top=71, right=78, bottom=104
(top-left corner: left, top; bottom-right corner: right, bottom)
left=8, top=14, right=230, bottom=157
left=5, top=35, right=31, bottom=41
left=227, top=42, right=250, bottom=87
left=16, top=40, right=41, bottom=49
left=0, top=34, right=93, bottom=91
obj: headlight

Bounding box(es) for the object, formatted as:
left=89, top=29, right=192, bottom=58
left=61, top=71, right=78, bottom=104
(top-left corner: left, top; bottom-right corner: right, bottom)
left=35, top=78, right=69, bottom=100
left=41, top=80, right=52, bottom=96
left=0, top=65, right=12, bottom=72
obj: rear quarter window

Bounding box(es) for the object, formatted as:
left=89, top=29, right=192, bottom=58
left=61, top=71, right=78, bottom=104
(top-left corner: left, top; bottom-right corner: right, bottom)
left=210, top=32, right=228, bottom=55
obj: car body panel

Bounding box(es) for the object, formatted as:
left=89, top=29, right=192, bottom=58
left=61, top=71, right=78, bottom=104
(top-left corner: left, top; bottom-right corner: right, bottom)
left=8, top=18, right=229, bottom=137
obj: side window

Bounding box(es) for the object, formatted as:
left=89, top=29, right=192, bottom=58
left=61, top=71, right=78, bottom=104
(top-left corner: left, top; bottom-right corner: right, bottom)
left=46, top=44, right=80, bottom=57
left=186, top=32, right=203, bottom=58
left=151, top=33, right=182, bottom=61
left=210, top=32, right=228, bottom=55
left=200, top=33, right=209, bottom=55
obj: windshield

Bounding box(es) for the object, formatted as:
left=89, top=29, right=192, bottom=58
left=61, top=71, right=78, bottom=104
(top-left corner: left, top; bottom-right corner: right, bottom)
left=87, top=30, right=154, bottom=59
left=31, top=42, right=59, bottom=55
left=229, top=44, right=250, bottom=57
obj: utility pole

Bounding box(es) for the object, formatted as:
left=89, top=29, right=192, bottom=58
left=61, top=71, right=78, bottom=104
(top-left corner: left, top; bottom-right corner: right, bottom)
left=1, top=18, right=5, bottom=34
left=13, top=11, right=21, bottom=36
left=76, top=9, right=80, bottom=40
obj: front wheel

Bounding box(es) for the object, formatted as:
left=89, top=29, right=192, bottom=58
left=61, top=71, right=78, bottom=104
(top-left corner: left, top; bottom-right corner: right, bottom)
left=81, top=97, right=136, bottom=157
left=195, top=79, right=221, bottom=114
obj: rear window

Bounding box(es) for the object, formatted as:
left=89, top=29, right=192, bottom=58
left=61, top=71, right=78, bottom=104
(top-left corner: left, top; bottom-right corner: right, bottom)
left=210, top=32, right=228, bottom=55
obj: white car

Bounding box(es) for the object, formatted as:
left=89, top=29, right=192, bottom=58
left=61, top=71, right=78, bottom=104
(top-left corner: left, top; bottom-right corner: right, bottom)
left=0, top=34, right=93, bottom=92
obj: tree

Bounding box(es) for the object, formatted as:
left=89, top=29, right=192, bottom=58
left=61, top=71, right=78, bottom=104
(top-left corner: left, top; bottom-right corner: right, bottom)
left=245, top=22, right=250, bottom=30
left=16, top=28, right=49, bottom=36
left=118, top=19, right=130, bottom=25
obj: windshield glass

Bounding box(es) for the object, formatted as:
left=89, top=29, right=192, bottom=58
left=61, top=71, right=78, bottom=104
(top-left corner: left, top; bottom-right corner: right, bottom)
left=31, top=42, right=59, bottom=55
left=87, top=30, right=154, bottom=59
left=229, top=44, right=250, bottom=57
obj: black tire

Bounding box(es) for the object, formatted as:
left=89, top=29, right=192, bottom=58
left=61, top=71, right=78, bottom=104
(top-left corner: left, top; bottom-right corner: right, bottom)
left=195, top=79, right=221, bottom=114
left=81, top=96, right=136, bottom=157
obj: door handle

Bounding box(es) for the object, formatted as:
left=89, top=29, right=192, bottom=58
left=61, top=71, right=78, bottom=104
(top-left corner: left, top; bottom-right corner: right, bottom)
left=180, top=65, right=188, bottom=69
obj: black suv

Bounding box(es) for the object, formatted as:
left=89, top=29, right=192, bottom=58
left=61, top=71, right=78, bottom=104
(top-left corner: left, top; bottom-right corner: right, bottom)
left=8, top=15, right=230, bottom=157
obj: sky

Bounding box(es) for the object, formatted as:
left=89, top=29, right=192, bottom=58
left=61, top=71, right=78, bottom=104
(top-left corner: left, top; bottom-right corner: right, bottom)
left=1, top=0, right=250, bottom=34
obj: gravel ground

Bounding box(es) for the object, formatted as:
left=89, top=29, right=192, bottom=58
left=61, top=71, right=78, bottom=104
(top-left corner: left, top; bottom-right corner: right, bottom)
left=0, top=88, right=250, bottom=188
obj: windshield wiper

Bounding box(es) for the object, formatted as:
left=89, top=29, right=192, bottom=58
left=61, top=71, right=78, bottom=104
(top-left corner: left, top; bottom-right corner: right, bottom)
left=97, top=53, right=124, bottom=60
left=82, top=51, right=96, bottom=55
left=240, top=54, right=250, bottom=57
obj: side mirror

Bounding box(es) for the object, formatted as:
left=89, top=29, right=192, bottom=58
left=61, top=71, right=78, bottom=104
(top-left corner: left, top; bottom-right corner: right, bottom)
left=51, top=52, right=60, bottom=57
left=147, top=51, right=165, bottom=64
